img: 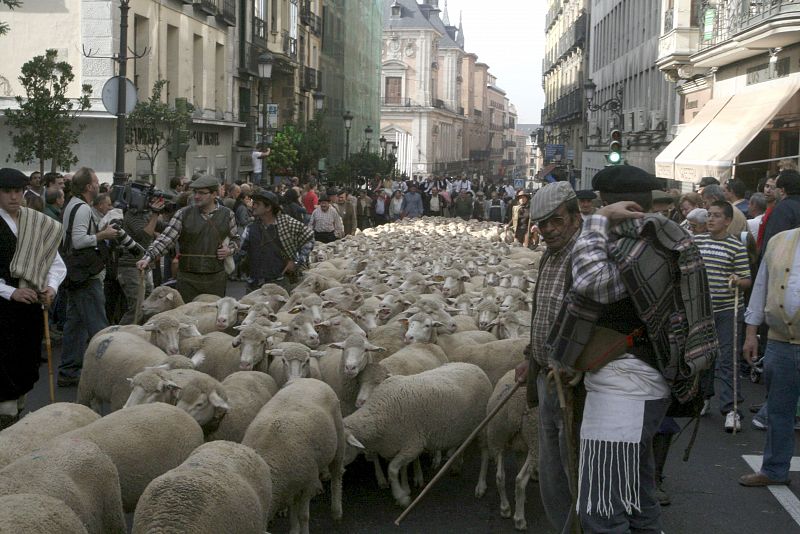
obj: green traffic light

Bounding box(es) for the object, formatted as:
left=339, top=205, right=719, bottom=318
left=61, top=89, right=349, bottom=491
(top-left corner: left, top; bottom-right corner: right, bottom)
left=608, top=151, right=622, bottom=164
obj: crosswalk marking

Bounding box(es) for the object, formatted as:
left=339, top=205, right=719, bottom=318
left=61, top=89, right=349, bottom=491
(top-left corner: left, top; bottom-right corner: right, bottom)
left=742, top=455, right=800, bottom=527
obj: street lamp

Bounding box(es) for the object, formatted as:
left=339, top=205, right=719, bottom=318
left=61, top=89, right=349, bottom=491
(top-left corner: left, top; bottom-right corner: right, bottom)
left=379, top=135, right=387, bottom=158
left=584, top=78, right=624, bottom=125
left=257, top=52, right=274, bottom=145
left=343, top=110, right=353, bottom=161
left=364, top=125, right=374, bottom=153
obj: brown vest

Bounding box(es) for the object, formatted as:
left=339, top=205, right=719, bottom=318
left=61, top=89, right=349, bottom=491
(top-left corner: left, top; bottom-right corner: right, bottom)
left=178, top=206, right=231, bottom=274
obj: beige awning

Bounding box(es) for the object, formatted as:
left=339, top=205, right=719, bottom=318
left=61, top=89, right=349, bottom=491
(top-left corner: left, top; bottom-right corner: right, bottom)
left=654, top=95, right=731, bottom=180
left=661, top=75, right=800, bottom=183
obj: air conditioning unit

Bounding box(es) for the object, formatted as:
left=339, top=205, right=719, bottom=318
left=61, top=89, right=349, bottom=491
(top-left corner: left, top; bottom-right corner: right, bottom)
left=637, top=109, right=648, bottom=132
left=649, top=111, right=664, bottom=130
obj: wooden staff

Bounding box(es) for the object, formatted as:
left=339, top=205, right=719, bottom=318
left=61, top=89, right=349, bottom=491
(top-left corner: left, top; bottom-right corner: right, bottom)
left=551, top=369, right=582, bottom=534
left=394, top=376, right=525, bottom=526
left=732, top=283, right=740, bottom=435
left=134, top=269, right=146, bottom=325
left=42, top=307, right=54, bottom=403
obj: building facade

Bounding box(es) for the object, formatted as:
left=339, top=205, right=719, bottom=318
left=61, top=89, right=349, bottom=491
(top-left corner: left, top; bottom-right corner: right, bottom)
left=541, top=0, right=588, bottom=186
left=581, top=0, right=674, bottom=188
left=656, top=0, right=800, bottom=190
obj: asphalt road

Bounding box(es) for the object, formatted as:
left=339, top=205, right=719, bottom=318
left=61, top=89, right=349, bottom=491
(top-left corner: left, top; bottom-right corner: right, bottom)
left=23, top=281, right=800, bottom=533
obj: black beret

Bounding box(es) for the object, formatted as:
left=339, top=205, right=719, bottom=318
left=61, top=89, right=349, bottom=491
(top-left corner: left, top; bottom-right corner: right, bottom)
left=326, top=188, right=339, bottom=197
left=318, top=194, right=330, bottom=203
left=252, top=188, right=280, bottom=206
left=0, top=168, right=29, bottom=189
left=575, top=189, right=597, bottom=200
left=698, top=176, right=720, bottom=188
left=592, top=165, right=661, bottom=193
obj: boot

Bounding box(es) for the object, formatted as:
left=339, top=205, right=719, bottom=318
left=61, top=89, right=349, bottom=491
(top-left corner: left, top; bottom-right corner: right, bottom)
left=653, top=432, right=673, bottom=506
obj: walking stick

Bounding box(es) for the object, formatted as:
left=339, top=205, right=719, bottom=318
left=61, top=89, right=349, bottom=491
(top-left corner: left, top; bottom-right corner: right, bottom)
left=394, top=376, right=525, bottom=526
left=133, top=269, right=146, bottom=325
left=732, top=282, right=740, bottom=435
left=551, top=369, right=582, bottom=534
left=42, top=306, right=55, bottom=404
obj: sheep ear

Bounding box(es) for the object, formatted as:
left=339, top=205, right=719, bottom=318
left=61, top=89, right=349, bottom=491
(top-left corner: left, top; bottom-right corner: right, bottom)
left=233, top=325, right=245, bottom=331
left=322, top=300, right=337, bottom=309
left=329, top=342, right=345, bottom=350
left=398, top=318, right=409, bottom=327
left=209, top=391, right=230, bottom=413
left=236, top=303, right=252, bottom=311
left=316, top=320, right=331, bottom=327
left=274, top=295, right=289, bottom=303
left=346, top=433, right=366, bottom=450
left=178, top=322, right=194, bottom=330
left=160, top=380, right=181, bottom=393
left=143, top=363, right=170, bottom=371
left=266, top=349, right=285, bottom=357
left=432, top=321, right=444, bottom=327
left=289, top=305, right=305, bottom=314
left=141, top=322, right=157, bottom=331
left=190, top=351, right=206, bottom=368
left=126, top=377, right=134, bottom=385
left=309, top=350, right=326, bottom=359
left=365, top=342, right=386, bottom=352
left=232, top=336, right=242, bottom=348
left=166, top=293, right=175, bottom=301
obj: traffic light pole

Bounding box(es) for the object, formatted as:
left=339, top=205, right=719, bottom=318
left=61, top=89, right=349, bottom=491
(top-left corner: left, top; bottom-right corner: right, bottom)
left=113, top=0, right=131, bottom=186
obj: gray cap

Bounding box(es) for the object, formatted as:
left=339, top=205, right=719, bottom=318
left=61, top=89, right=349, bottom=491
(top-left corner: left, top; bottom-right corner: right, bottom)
left=529, top=181, right=576, bottom=222
left=188, top=175, right=220, bottom=190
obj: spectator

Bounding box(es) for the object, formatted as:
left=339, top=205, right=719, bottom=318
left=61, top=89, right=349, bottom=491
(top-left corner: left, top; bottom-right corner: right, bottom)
left=308, top=194, right=344, bottom=242
left=389, top=190, right=404, bottom=221
left=373, top=190, right=389, bottom=225
left=697, top=176, right=720, bottom=194
left=777, top=158, right=797, bottom=172
left=725, top=179, right=749, bottom=217
left=44, top=172, right=64, bottom=195
left=222, top=183, right=240, bottom=210
left=426, top=187, right=448, bottom=217
left=402, top=183, right=424, bottom=219
left=58, top=167, right=119, bottom=387
left=453, top=190, right=474, bottom=221
left=43, top=188, right=64, bottom=221
left=651, top=190, right=674, bottom=218
left=747, top=193, right=768, bottom=239
left=303, top=181, right=319, bottom=215
left=702, top=184, right=747, bottom=236
left=484, top=190, right=506, bottom=222
left=679, top=192, right=705, bottom=231
left=685, top=208, right=708, bottom=235
left=509, top=190, right=532, bottom=244
left=356, top=191, right=373, bottom=230
left=23, top=171, right=44, bottom=212
left=282, top=188, right=306, bottom=223
left=168, top=176, right=183, bottom=197
left=760, top=170, right=800, bottom=255
left=576, top=189, right=597, bottom=216
left=695, top=201, right=751, bottom=431
left=251, top=144, right=270, bottom=186
left=472, top=192, right=486, bottom=221
left=337, top=190, right=357, bottom=235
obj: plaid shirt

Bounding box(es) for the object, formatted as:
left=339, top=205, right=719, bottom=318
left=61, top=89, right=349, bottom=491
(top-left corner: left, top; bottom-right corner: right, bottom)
left=144, top=205, right=239, bottom=263
left=530, top=232, right=578, bottom=366
left=308, top=206, right=344, bottom=237
left=571, top=215, right=627, bottom=303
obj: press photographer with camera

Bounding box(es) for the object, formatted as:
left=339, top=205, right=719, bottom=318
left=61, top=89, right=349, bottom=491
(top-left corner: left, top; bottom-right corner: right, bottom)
left=136, top=175, right=239, bottom=303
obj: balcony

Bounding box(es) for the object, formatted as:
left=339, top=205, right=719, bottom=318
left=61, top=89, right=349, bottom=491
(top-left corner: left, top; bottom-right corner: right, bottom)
left=381, top=97, right=414, bottom=107
left=656, top=5, right=701, bottom=72
left=502, top=159, right=516, bottom=167
left=311, top=14, right=323, bottom=36
left=300, top=0, right=312, bottom=25
left=282, top=32, right=298, bottom=61
left=253, top=17, right=267, bottom=48
left=458, top=106, right=465, bottom=116
left=473, top=109, right=482, bottom=117
left=542, top=12, right=587, bottom=76
left=504, top=140, right=517, bottom=148
left=542, top=88, right=583, bottom=125
left=433, top=98, right=445, bottom=109
left=545, top=1, right=563, bottom=31
left=302, top=67, right=318, bottom=92
left=215, top=0, right=235, bottom=26
left=239, top=42, right=260, bottom=77
left=470, top=150, right=490, bottom=161
left=194, top=0, right=217, bottom=16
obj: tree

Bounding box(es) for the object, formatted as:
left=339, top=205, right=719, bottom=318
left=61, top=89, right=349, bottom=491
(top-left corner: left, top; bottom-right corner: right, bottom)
left=0, top=0, right=22, bottom=37
left=125, top=79, right=194, bottom=180
left=5, top=48, right=92, bottom=174
left=266, top=126, right=299, bottom=177
left=294, top=116, right=329, bottom=178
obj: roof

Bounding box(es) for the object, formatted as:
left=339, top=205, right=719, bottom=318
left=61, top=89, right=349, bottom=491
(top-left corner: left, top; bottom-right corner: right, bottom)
left=383, top=0, right=463, bottom=50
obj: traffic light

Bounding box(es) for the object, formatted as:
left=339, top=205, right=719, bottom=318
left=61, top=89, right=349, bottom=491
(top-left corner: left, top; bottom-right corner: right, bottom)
left=606, top=129, right=623, bottom=165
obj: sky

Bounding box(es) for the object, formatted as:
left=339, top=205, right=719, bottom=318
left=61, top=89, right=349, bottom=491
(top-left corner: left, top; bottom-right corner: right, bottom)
left=446, top=0, right=545, bottom=124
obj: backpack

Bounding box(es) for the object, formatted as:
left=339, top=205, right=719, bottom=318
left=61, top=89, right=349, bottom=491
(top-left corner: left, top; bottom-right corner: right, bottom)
left=60, top=201, right=105, bottom=289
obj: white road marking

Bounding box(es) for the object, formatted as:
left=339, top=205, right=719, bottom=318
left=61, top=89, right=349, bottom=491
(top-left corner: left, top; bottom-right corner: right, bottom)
left=742, top=455, right=800, bottom=527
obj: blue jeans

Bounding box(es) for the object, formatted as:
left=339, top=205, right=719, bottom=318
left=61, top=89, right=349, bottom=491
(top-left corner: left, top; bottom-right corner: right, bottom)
left=760, top=340, right=800, bottom=480
left=58, top=278, right=109, bottom=378
left=702, top=309, right=744, bottom=414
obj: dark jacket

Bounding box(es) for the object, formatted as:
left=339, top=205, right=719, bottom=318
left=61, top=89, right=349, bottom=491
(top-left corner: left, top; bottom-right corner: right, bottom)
left=760, top=195, right=800, bottom=257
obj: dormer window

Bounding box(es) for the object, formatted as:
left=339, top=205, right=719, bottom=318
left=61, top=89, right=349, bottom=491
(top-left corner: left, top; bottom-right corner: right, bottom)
left=391, top=1, right=401, bottom=18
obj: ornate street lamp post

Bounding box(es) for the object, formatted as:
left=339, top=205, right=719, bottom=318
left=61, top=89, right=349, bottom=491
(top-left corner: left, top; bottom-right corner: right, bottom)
left=343, top=110, right=353, bottom=161
left=364, top=125, right=374, bottom=153
left=257, top=52, right=274, bottom=146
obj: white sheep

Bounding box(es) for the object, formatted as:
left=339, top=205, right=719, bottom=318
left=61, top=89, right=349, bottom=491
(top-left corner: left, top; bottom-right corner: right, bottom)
left=0, top=437, right=125, bottom=534
left=140, top=286, right=185, bottom=320
left=241, top=283, right=290, bottom=312
left=448, top=338, right=528, bottom=386
left=0, top=402, right=99, bottom=469
left=316, top=313, right=367, bottom=345
left=475, top=370, right=539, bottom=531
left=0, top=493, right=88, bottom=534
left=207, top=371, right=278, bottom=443
left=435, top=330, right=498, bottom=359
left=62, top=403, right=205, bottom=512
left=77, top=331, right=203, bottom=412
left=96, top=314, right=201, bottom=355
left=343, top=362, right=492, bottom=506
left=132, top=441, right=272, bottom=534
left=267, top=342, right=326, bottom=388
left=355, top=342, right=448, bottom=407
left=233, top=323, right=287, bottom=371
left=317, top=334, right=386, bottom=417
left=242, top=378, right=346, bottom=532
left=281, top=311, right=321, bottom=348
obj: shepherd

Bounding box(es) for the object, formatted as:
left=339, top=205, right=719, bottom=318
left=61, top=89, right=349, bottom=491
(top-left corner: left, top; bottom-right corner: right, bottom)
left=0, top=168, right=66, bottom=429
left=546, top=166, right=718, bottom=532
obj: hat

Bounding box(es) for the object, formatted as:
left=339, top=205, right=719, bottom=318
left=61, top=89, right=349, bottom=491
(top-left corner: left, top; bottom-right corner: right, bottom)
left=326, top=188, right=339, bottom=197
left=318, top=194, right=330, bottom=203
left=651, top=189, right=674, bottom=204
left=188, top=175, right=220, bottom=190
left=686, top=207, right=708, bottom=224
left=575, top=189, right=597, bottom=201
left=529, top=181, right=576, bottom=222
left=698, top=176, right=720, bottom=188
left=252, top=188, right=280, bottom=206
left=0, top=168, right=29, bottom=189
left=591, top=165, right=661, bottom=193
left=516, top=189, right=531, bottom=198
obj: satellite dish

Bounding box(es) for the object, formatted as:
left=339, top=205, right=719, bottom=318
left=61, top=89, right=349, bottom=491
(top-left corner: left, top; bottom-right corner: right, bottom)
left=102, top=76, right=138, bottom=115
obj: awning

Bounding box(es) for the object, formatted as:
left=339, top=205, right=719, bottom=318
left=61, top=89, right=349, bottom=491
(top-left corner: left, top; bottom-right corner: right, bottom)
left=656, top=74, right=800, bottom=182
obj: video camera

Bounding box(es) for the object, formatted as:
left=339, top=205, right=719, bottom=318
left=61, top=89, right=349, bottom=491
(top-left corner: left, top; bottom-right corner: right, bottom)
left=111, top=181, right=176, bottom=213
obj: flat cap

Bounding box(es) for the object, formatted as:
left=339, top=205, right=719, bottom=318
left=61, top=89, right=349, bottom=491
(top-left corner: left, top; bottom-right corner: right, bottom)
left=326, top=188, right=339, bottom=197
left=252, top=187, right=280, bottom=206
left=318, top=194, right=330, bottom=202
left=529, top=181, right=576, bottom=222
left=0, top=168, right=28, bottom=189
left=698, top=176, right=720, bottom=188
left=592, top=165, right=661, bottom=193
left=575, top=189, right=597, bottom=200
left=652, top=189, right=674, bottom=204
left=188, top=175, right=220, bottom=190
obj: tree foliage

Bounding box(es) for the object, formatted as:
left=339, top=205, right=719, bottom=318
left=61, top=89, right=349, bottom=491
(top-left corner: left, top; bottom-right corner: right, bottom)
left=0, top=0, right=22, bottom=37
left=5, top=48, right=92, bottom=173
left=328, top=152, right=395, bottom=188
left=126, top=79, right=194, bottom=179
left=266, top=125, right=299, bottom=176
left=294, top=116, right=329, bottom=178
left=263, top=119, right=329, bottom=178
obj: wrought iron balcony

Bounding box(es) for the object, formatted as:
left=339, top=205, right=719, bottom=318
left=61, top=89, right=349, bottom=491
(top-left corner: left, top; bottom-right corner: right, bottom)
left=542, top=88, right=583, bottom=125
left=470, top=150, right=490, bottom=161
left=239, top=42, right=260, bottom=77
left=700, top=0, right=800, bottom=50
left=216, top=0, right=235, bottom=26
left=194, top=0, right=217, bottom=16
left=253, top=17, right=267, bottom=48
left=543, top=12, right=587, bottom=76
left=282, top=32, right=298, bottom=61
left=381, top=97, right=414, bottom=107
left=302, top=67, right=318, bottom=92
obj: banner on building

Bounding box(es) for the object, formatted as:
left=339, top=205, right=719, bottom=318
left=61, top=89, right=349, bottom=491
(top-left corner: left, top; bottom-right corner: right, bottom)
left=266, top=104, right=279, bottom=129
left=545, top=144, right=565, bottom=160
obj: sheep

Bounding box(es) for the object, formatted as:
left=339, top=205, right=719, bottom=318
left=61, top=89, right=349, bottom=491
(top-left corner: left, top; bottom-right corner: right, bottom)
left=233, top=323, right=287, bottom=371
left=242, top=378, right=346, bottom=532
left=376, top=290, right=412, bottom=323
left=355, top=343, right=448, bottom=407
left=436, top=330, right=498, bottom=359
left=0, top=437, right=125, bottom=534
left=319, top=284, right=364, bottom=312
left=286, top=292, right=332, bottom=324
left=240, top=283, right=290, bottom=311
left=316, top=313, right=367, bottom=345
left=267, top=342, right=325, bottom=388
left=475, top=370, right=539, bottom=531
left=343, top=363, right=493, bottom=506
left=132, top=441, right=272, bottom=534
left=343, top=300, right=381, bottom=334
left=179, top=331, right=243, bottom=381
left=62, top=403, right=205, bottom=512
left=497, top=288, right=531, bottom=313
left=150, top=296, right=247, bottom=335
left=439, top=268, right=472, bottom=298
left=489, top=310, right=531, bottom=340
left=124, top=368, right=230, bottom=435
left=293, top=272, right=342, bottom=294
left=367, top=320, right=409, bottom=357
left=240, top=301, right=279, bottom=326
left=77, top=331, right=203, bottom=412
left=475, top=298, right=501, bottom=330
left=0, top=493, right=88, bottom=534
left=97, top=314, right=201, bottom=355
left=452, top=314, right=479, bottom=332
left=401, top=297, right=458, bottom=334
left=0, top=402, right=99, bottom=469
left=317, top=334, right=386, bottom=416
left=448, top=338, right=528, bottom=386
left=281, top=311, right=321, bottom=348
left=140, top=286, right=185, bottom=320
left=207, top=372, right=278, bottom=442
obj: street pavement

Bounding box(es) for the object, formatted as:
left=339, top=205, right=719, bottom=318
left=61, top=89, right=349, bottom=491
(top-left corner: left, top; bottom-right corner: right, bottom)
left=22, top=282, right=800, bottom=533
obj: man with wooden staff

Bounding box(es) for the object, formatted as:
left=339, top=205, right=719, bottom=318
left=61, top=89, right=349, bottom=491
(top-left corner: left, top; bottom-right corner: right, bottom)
left=515, top=180, right=583, bottom=534
left=0, top=168, right=65, bottom=429
left=546, top=165, right=717, bottom=532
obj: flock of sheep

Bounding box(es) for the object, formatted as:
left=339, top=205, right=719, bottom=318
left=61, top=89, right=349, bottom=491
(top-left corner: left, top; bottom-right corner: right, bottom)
left=0, top=217, right=545, bottom=534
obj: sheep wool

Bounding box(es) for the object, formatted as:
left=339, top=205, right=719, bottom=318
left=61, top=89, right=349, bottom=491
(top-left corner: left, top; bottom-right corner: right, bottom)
left=207, top=371, right=278, bottom=443
left=0, top=493, right=88, bottom=534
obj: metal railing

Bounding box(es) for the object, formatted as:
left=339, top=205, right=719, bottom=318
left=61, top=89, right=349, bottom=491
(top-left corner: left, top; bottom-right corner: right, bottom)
left=239, top=42, right=260, bottom=77
left=195, top=0, right=217, bottom=15
left=701, top=0, right=800, bottom=50
left=282, top=32, right=298, bottom=61
left=542, top=12, right=587, bottom=75
left=541, top=88, right=583, bottom=124
left=253, top=17, right=267, bottom=47
left=302, top=67, right=318, bottom=91
left=218, top=0, right=235, bottom=25
left=381, top=96, right=414, bottom=106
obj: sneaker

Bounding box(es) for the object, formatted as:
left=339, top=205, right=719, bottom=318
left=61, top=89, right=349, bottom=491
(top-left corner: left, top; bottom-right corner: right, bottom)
left=700, top=399, right=711, bottom=417
left=749, top=402, right=764, bottom=414
left=725, top=411, right=742, bottom=433
left=752, top=415, right=767, bottom=430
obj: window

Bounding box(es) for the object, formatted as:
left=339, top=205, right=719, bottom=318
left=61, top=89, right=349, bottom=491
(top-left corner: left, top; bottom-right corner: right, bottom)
left=385, top=76, right=402, bottom=104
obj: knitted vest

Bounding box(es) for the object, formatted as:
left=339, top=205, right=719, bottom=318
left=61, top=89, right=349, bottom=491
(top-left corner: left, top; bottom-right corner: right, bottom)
left=764, top=228, right=800, bottom=344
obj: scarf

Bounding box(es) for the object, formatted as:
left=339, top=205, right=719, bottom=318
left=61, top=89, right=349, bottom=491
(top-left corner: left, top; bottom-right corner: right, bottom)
left=10, top=207, right=63, bottom=292
left=275, top=213, right=313, bottom=261
left=547, top=214, right=718, bottom=403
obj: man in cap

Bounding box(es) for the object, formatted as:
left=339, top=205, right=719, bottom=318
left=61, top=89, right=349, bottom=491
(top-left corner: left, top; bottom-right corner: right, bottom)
left=485, top=190, right=506, bottom=222
left=336, top=189, right=357, bottom=235
left=509, top=190, right=532, bottom=244
left=308, top=194, right=344, bottom=243
left=576, top=189, right=597, bottom=216
left=697, top=176, right=720, bottom=194
left=402, top=183, right=424, bottom=219
left=137, top=175, right=239, bottom=303
left=547, top=165, right=717, bottom=532
left=515, top=180, right=582, bottom=533
left=651, top=189, right=675, bottom=219
left=240, top=188, right=314, bottom=292
left=0, top=168, right=66, bottom=427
